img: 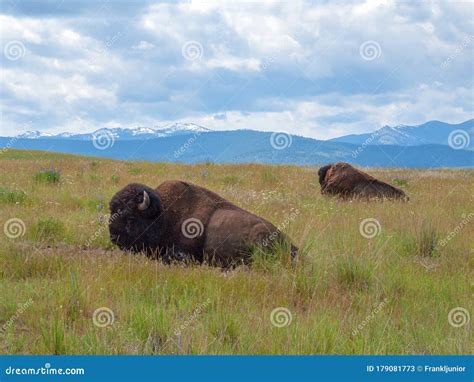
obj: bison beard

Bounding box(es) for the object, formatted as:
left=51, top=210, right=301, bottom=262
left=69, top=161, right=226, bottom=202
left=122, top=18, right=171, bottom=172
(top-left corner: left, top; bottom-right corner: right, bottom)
left=318, top=162, right=408, bottom=201
left=108, top=181, right=298, bottom=267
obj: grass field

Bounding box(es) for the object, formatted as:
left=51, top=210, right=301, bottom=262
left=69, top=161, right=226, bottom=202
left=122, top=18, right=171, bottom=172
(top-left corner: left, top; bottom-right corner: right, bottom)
left=0, top=149, right=472, bottom=355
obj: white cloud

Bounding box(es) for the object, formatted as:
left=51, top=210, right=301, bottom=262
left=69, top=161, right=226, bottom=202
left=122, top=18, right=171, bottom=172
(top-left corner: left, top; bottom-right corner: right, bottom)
left=0, top=1, right=472, bottom=137
left=132, top=40, right=155, bottom=50
left=206, top=56, right=260, bottom=71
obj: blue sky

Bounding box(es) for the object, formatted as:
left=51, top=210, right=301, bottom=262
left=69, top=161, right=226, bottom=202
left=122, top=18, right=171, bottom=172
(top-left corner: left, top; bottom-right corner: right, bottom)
left=0, top=0, right=473, bottom=139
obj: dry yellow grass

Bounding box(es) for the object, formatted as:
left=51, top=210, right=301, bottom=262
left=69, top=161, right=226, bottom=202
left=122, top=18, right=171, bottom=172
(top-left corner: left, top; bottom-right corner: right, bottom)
left=0, top=150, right=472, bottom=354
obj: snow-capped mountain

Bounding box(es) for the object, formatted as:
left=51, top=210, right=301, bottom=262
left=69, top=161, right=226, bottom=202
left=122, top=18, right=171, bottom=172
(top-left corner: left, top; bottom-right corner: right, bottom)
left=159, top=122, right=210, bottom=135
left=17, top=130, right=54, bottom=139
left=14, top=123, right=211, bottom=141
left=330, top=120, right=473, bottom=149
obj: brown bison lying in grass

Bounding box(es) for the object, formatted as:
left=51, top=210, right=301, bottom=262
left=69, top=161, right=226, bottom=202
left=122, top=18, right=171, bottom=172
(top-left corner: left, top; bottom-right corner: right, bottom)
left=109, top=181, right=298, bottom=267
left=318, top=162, right=408, bottom=201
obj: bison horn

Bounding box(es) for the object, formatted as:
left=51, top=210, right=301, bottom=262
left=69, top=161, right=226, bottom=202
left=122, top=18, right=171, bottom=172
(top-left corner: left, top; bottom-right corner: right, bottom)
left=138, top=190, right=150, bottom=210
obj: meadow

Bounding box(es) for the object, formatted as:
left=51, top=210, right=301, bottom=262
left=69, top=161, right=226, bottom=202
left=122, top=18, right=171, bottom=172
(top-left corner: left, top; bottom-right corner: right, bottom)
left=0, top=149, right=472, bottom=355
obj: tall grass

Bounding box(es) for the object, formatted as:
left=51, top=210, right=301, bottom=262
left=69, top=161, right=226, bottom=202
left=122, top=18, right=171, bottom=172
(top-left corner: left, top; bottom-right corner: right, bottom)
left=33, top=168, right=61, bottom=184
left=0, top=188, right=26, bottom=204
left=0, top=150, right=471, bottom=355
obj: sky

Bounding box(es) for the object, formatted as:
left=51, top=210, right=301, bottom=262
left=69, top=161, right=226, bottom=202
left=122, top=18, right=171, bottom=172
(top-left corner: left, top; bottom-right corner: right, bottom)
left=0, top=0, right=473, bottom=139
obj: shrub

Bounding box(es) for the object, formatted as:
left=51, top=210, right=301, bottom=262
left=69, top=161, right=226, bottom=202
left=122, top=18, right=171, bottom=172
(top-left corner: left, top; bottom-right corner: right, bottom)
left=261, top=170, right=278, bottom=183
left=82, top=198, right=105, bottom=211
left=336, top=256, right=372, bottom=291
left=222, top=175, right=240, bottom=185
left=34, top=169, right=61, bottom=184
left=33, top=217, right=65, bottom=243
left=0, top=188, right=26, bottom=204
left=111, top=174, right=120, bottom=184
left=393, top=178, right=408, bottom=187
left=128, top=167, right=142, bottom=175
left=251, top=239, right=295, bottom=272
left=89, top=174, right=100, bottom=182
left=415, top=223, right=439, bottom=258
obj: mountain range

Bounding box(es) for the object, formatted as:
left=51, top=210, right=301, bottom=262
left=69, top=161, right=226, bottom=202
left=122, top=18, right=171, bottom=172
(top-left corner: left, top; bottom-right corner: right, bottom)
left=16, top=122, right=211, bottom=140
left=330, top=120, right=473, bottom=148
left=1, top=120, right=472, bottom=168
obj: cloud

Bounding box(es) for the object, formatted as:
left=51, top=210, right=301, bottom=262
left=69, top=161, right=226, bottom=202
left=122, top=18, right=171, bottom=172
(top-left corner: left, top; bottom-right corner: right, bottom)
left=132, top=40, right=155, bottom=50
left=0, top=0, right=472, bottom=137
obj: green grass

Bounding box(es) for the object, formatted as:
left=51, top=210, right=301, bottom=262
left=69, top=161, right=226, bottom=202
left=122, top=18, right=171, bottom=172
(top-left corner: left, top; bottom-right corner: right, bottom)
left=33, top=168, right=61, bottom=184
left=392, top=178, right=409, bottom=187
left=0, top=149, right=471, bottom=355
left=32, top=217, right=66, bottom=243
left=0, top=188, right=26, bottom=204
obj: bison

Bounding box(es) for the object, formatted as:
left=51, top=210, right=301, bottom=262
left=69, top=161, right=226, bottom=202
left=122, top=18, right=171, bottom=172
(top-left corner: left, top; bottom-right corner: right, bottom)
left=318, top=162, right=408, bottom=200
left=109, top=181, right=298, bottom=267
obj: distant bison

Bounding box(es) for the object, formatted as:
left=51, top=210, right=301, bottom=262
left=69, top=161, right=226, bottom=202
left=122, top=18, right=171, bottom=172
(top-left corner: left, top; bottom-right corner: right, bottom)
left=109, top=181, right=297, bottom=267
left=318, top=162, right=408, bottom=200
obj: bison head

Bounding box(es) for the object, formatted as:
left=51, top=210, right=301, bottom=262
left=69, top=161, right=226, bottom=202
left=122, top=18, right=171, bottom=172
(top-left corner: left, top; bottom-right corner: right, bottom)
left=317, top=164, right=332, bottom=186
left=108, top=183, right=163, bottom=252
